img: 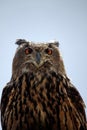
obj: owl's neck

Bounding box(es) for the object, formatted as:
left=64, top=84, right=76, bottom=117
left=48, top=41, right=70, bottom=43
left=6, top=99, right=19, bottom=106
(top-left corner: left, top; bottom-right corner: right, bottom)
left=12, top=64, right=67, bottom=81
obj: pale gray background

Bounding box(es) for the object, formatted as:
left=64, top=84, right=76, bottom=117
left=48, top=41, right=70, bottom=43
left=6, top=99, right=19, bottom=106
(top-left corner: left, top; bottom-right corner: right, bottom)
left=0, top=0, right=87, bottom=129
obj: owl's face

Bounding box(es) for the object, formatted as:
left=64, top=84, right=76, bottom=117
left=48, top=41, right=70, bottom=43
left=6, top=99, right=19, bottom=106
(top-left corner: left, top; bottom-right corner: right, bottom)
left=12, top=40, right=66, bottom=80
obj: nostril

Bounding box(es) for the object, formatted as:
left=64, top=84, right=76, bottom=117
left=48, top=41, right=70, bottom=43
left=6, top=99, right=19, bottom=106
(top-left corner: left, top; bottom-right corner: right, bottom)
left=36, top=52, right=41, bottom=64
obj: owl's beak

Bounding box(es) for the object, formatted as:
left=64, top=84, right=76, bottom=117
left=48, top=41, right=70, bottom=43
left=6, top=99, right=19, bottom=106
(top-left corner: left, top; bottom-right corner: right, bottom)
left=36, top=52, right=41, bottom=64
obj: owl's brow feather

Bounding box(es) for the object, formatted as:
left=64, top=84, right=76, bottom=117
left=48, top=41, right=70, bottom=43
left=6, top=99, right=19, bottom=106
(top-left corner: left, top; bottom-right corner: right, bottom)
left=15, top=39, right=59, bottom=47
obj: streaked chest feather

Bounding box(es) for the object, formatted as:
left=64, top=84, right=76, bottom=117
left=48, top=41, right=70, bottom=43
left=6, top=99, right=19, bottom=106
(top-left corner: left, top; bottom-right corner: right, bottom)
left=2, top=72, right=86, bottom=130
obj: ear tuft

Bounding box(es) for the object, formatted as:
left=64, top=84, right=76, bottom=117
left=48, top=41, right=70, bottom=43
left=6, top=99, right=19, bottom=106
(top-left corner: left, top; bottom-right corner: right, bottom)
left=15, top=39, right=28, bottom=45
left=53, top=41, right=59, bottom=47
left=48, top=40, right=59, bottom=47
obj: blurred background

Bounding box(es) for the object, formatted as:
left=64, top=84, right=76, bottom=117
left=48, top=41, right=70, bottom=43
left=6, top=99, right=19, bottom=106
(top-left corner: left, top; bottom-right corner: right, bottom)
left=0, top=0, right=87, bottom=129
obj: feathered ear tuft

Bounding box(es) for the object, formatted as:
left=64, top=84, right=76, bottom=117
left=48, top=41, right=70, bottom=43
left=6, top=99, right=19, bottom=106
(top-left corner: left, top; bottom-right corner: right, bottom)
left=15, top=39, right=28, bottom=45
left=48, top=40, right=59, bottom=47
left=53, top=41, right=59, bottom=47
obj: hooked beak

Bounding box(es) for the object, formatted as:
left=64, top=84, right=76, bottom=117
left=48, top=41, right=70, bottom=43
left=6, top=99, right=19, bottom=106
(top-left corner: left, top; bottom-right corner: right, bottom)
left=36, top=52, right=41, bottom=64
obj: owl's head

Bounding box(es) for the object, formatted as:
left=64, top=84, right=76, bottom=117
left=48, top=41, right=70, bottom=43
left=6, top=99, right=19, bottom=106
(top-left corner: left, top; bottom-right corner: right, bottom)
left=12, top=39, right=66, bottom=80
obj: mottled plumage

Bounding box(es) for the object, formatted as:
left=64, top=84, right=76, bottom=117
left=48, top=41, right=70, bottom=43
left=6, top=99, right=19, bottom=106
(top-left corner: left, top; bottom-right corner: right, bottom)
left=1, top=39, right=87, bottom=130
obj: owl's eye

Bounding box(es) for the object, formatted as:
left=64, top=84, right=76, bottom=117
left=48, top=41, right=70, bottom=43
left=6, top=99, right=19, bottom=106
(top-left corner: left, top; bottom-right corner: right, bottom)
left=25, top=47, right=33, bottom=55
left=45, top=48, right=53, bottom=55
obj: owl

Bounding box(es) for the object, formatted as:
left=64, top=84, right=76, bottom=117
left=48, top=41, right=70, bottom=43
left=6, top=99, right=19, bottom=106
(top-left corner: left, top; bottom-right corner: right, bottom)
left=1, top=39, right=87, bottom=130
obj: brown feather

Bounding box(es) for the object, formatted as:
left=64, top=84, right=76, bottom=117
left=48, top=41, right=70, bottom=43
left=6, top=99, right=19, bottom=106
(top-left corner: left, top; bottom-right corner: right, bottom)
left=1, top=71, right=86, bottom=130
left=1, top=40, right=87, bottom=130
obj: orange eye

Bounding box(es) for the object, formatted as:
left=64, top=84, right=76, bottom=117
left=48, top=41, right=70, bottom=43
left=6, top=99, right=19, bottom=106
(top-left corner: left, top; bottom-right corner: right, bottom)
left=25, top=47, right=33, bottom=55
left=45, top=48, right=53, bottom=55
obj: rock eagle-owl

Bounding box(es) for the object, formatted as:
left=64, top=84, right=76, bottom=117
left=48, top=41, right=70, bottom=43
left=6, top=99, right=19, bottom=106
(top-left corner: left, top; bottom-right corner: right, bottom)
left=1, top=39, right=87, bottom=130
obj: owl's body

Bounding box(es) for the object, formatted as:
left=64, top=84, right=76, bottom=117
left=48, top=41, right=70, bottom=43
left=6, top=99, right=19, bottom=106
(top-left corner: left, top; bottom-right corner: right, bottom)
left=1, top=39, right=86, bottom=130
